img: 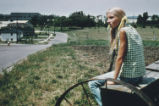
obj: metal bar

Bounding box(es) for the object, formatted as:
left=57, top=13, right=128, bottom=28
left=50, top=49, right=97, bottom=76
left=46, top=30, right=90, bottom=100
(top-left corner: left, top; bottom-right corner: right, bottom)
left=104, top=80, right=108, bottom=89
left=64, top=97, right=72, bottom=106
left=55, top=78, right=156, bottom=106
left=146, top=67, right=159, bottom=72
left=81, top=83, right=92, bottom=106
left=55, top=79, right=93, bottom=106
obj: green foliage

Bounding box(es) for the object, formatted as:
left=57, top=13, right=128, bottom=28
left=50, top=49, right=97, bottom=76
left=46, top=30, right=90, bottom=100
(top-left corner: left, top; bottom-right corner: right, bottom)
left=30, top=11, right=99, bottom=30
left=149, top=15, right=159, bottom=28
left=68, top=11, right=96, bottom=28
left=143, top=40, right=159, bottom=47
left=143, top=12, right=149, bottom=22
left=68, top=40, right=109, bottom=46
left=29, top=15, right=41, bottom=27
left=137, top=12, right=159, bottom=28
left=137, top=12, right=148, bottom=28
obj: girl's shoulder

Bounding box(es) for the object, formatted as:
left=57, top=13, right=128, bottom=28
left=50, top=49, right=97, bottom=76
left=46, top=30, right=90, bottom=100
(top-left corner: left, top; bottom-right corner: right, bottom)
left=121, top=25, right=140, bottom=37
left=121, top=25, right=136, bottom=33
left=121, top=24, right=132, bottom=30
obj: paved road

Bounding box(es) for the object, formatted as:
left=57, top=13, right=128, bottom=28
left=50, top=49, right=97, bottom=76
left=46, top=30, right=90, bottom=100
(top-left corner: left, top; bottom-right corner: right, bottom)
left=0, top=32, right=68, bottom=73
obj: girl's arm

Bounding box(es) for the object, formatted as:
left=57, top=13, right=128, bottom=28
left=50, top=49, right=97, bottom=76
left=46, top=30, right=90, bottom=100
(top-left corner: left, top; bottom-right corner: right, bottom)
left=107, top=29, right=127, bottom=85
left=114, top=29, right=127, bottom=79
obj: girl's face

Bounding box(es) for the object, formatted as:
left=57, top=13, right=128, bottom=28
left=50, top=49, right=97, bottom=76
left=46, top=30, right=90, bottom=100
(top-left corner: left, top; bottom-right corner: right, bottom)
left=107, top=12, right=121, bottom=29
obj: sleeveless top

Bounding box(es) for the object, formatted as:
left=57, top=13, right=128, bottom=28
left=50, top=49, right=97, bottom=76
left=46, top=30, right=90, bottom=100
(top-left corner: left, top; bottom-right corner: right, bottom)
left=119, top=25, right=145, bottom=78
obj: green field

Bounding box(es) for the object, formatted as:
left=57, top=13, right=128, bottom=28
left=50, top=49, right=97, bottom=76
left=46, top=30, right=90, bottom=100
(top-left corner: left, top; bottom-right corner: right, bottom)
left=67, top=26, right=159, bottom=44
left=0, top=27, right=159, bottom=105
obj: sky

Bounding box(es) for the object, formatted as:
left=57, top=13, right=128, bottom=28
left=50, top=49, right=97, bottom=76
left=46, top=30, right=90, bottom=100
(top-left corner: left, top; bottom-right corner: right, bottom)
left=0, top=0, right=159, bottom=17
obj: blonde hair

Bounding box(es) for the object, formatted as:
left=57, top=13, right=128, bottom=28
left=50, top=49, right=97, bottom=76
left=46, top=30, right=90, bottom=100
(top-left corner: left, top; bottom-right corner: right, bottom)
left=107, top=7, right=128, bottom=54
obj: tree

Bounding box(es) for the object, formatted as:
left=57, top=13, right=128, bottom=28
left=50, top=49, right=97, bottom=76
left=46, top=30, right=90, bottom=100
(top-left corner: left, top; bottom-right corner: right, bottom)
left=137, top=15, right=143, bottom=26
left=38, top=16, right=48, bottom=30
left=151, top=15, right=159, bottom=27
left=29, top=16, right=40, bottom=27
left=59, top=16, right=67, bottom=31
left=142, top=12, right=149, bottom=27
left=137, top=12, right=149, bottom=28
left=151, top=15, right=159, bottom=21
left=68, top=11, right=96, bottom=28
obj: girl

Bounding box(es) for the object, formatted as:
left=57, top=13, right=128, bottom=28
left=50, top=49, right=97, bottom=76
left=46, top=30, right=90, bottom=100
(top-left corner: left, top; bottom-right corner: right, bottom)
left=88, top=7, right=145, bottom=106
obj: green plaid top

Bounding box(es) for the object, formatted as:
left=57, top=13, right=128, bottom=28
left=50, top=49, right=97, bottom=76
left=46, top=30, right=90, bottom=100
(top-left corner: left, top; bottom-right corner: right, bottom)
left=119, top=25, right=145, bottom=78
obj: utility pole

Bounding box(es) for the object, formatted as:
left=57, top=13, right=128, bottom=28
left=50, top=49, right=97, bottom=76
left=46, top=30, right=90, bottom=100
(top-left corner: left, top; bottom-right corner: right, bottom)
left=52, top=19, right=56, bottom=36
left=97, top=15, right=102, bottom=32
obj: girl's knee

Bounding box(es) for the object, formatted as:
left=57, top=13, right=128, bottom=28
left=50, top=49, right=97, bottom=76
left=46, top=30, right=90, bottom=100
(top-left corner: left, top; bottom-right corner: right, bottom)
left=88, top=80, right=98, bottom=89
left=88, top=80, right=106, bottom=89
left=88, top=81, right=94, bottom=88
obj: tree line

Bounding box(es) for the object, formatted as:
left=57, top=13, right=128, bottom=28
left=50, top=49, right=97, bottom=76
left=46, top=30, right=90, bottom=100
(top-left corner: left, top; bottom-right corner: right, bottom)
left=137, top=12, right=159, bottom=28
left=30, top=11, right=159, bottom=30
left=1, top=11, right=159, bottom=29
left=29, top=11, right=105, bottom=30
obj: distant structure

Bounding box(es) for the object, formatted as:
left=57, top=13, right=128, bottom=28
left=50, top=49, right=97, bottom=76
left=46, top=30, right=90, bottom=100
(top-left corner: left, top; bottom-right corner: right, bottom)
left=0, top=12, right=37, bottom=42
left=0, top=23, right=35, bottom=42
left=95, top=15, right=106, bottom=23
left=96, top=15, right=138, bottom=24
left=0, top=28, right=23, bottom=42
left=0, top=20, right=28, bottom=28
left=127, top=16, right=138, bottom=23
left=10, top=12, right=41, bottom=20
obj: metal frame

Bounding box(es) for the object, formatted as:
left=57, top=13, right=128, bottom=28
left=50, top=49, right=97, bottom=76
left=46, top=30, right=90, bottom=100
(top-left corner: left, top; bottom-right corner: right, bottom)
left=55, top=78, right=156, bottom=106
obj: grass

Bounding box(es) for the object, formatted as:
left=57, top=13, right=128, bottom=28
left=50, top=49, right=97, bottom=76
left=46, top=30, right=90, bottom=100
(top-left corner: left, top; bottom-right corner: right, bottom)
left=0, top=26, right=159, bottom=105
left=136, top=26, right=159, bottom=41
left=0, top=44, right=100, bottom=105
left=143, top=40, right=159, bottom=47
left=67, top=26, right=159, bottom=42
left=67, top=27, right=109, bottom=42
left=66, top=26, right=159, bottom=46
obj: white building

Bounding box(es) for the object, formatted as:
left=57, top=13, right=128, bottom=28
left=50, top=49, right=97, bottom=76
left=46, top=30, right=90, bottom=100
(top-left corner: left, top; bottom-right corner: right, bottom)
left=95, top=15, right=106, bottom=23
left=0, top=29, right=23, bottom=42
left=127, top=16, right=138, bottom=23
left=0, top=20, right=28, bottom=28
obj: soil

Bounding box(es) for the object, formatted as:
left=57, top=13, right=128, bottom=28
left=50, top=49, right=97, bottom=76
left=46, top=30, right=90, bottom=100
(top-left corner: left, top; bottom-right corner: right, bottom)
left=73, top=46, right=159, bottom=73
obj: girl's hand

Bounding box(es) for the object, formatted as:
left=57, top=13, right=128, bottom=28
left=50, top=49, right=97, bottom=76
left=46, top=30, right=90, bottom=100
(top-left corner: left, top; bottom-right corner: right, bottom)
left=107, top=81, right=115, bottom=85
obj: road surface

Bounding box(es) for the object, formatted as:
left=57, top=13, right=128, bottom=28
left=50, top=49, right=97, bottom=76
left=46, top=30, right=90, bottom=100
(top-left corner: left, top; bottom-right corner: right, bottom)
left=0, top=32, right=68, bottom=73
